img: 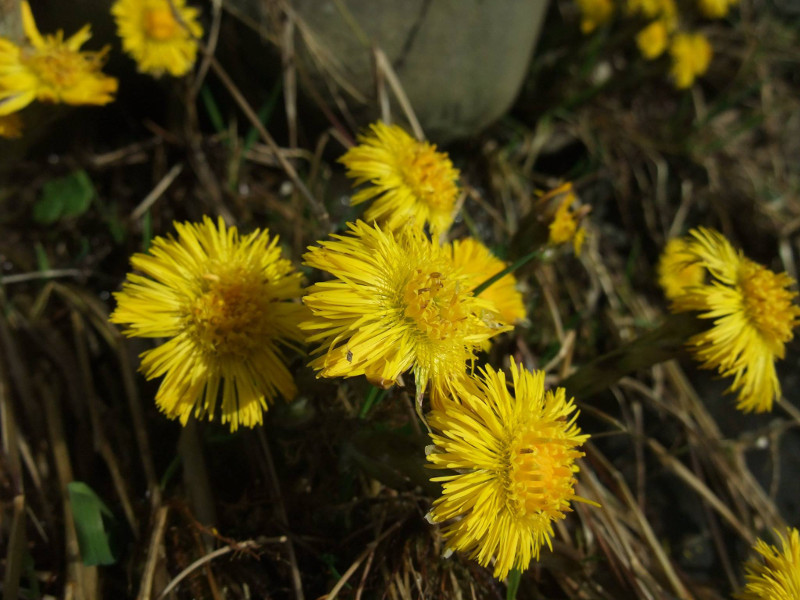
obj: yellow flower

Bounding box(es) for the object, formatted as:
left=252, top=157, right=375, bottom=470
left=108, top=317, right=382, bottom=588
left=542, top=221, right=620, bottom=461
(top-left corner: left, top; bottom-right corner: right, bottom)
left=628, top=0, right=678, bottom=28
left=426, top=360, right=591, bottom=580
left=0, top=113, right=23, bottom=138
left=657, top=237, right=705, bottom=300
left=735, top=528, right=800, bottom=600
left=449, top=238, right=526, bottom=327
left=301, top=221, right=507, bottom=395
left=670, top=228, right=800, bottom=412
left=669, top=32, right=713, bottom=89
left=111, top=217, right=305, bottom=431
left=112, top=0, right=203, bottom=77
left=637, top=20, right=670, bottom=60
left=576, top=0, right=614, bottom=33
left=546, top=184, right=587, bottom=255
left=698, top=0, right=738, bottom=19
left=338, top=122, right=461, bottom=237
left=0, top=1, right=117, bottom=116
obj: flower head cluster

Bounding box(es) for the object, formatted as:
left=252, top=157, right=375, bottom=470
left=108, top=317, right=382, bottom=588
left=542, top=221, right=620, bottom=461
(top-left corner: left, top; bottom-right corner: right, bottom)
left=575, top=0, right=716, bottom=88
left=669, top=32, right=712, bottom=89
left=112, top=0, right=203, bottom=77
left=301, top=221, right=508, bottom=396
left=0, top=1, right=117, bottom=117
left=111, top=217, right=306, bottom=431
left=426, top=360, right=591, bottom=580
left=735, top=528, right=800, bottom=600
left=338, top=122, right=461, bottom=237
left=664, top=228, right=800, bottom=412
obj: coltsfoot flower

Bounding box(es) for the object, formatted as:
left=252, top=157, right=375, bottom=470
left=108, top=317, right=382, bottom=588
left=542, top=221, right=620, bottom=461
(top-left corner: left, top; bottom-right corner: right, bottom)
left=426, top=360, right=592, bottom=580
left=636, top=20, right=670, bottom=60
left=698, top=0, right=739, bottom=19
left=449, top=238, right=526, bottom=327
left=112, top=0, right=203, bottom=77
left=735, top=528, right=800, bottom=600
left=0, top=1, right=117, bottom=116
left=657, top=236, right=705, bottom=301
left=111, top=217, right=305, bottom=431
left=669, top=228, right=800, bottom=412
left=543, top=183, right=587, bottom=255
left=669, top=32, right=712, bottom=89
left=301, top=221, right=508, bottom=396
left=338, top=122, right=460, bottom=237
left=575, top=0, right=614, bottom=33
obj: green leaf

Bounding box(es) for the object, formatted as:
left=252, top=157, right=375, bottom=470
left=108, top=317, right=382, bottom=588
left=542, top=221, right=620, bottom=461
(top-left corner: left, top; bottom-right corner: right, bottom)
left=33, top=170, right=95, bottom=224
left=67, top=481, right=116, bottom=566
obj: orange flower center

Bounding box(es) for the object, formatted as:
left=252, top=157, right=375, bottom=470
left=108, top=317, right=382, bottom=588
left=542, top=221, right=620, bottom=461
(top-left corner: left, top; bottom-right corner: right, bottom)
left=144, top=7, right=179, bottom=41
left=403, top=268, right=469, bottom=341
left=187, top=269, right=270, bottom=358
left=740, top=260, right=800, bottom=345
left=505, top=422, right=583, bottom=520
left=399, top=144, right=458, bottom=212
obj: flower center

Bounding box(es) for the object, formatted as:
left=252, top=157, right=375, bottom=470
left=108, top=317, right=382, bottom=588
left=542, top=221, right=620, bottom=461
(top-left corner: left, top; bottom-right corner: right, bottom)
left=740, top=260, right=800, bottom=345
left=403, top=268, right=469, bottom=341
left=26, top=48, right=86, bottom=89
left=144, top=7, right=179, bottom=40
left=187, top=268, right=270, bottom=359
left=399, top=145, right=457, bottom=211
left=504, top=422, right=583, bottom=519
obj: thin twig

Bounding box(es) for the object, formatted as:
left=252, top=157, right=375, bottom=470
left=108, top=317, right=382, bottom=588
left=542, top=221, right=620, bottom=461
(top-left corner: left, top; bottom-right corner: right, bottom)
left=189, top=0, right=222, bottom=99
left=1, top=269, right=85, bottom=285
left=138, top=505, right=169, bottom=600
left=158, top=539, right=273, bottom=599
left=207, top=54, right=331, bottom=231
left=326, top=521, right=403, bottom=600
left=130, top=163, right=184, bottom=221
left=373, top=48, right=423, bottom=140
left=257, top=429, right=305, bottom=600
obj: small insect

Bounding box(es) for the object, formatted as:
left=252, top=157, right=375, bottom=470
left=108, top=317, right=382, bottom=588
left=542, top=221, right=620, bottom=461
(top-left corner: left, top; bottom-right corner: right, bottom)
left=346, top=350, right=353, bottom=363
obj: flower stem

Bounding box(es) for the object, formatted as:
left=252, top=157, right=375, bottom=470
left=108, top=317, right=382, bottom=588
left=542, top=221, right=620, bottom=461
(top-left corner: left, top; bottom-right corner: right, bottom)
left=472, top=249, right=543, bottom=297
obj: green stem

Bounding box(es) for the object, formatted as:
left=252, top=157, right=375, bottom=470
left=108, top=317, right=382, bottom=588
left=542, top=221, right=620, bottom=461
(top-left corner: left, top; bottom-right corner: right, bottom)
left=472, top=249, right=543, bottom=297
left=506, top=568, right=522, bottom=600
left=359, top=386, right=388, bottom=419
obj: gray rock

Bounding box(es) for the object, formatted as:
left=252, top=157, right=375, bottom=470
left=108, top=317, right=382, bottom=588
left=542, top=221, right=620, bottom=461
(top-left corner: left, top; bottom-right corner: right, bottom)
left=243, top=0, right=550, bottom=142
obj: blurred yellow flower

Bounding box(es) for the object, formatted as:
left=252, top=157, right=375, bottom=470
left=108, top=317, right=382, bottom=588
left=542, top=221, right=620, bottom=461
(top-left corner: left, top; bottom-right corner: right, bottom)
left=302, top=221, right=506, bottom=396
left=111, top=217, right=305, bottom=431
left=546, top=184, right=587, bottom=255
left=112, top=0, right=203, bottom=77
left=657, top=237, right=705, bottom=300
left=670, top=228, right=800, bottom=412
left=698, top=0, right=739, bottom=19
left=449, top=238, right=526, bottom=327
left=576, top=0, right=614, bottom=33
left=628, top=0, right=678, bottom=28
left=637, top=20, right=670, bottom=60
left=339, top=121, right=460, bottom=237
left=0, top=1, right=117, bottom=116
left=735, top=528, right=800, bottom=600
left=427, top=360, right=591, bottom=580
left=0, top=113, right=23, bottom=138
left=669, top=32, right=713, bottom=89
